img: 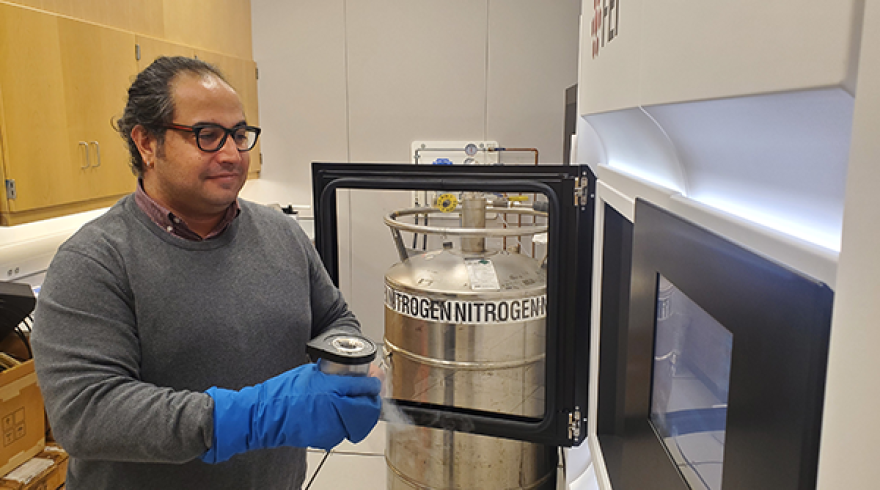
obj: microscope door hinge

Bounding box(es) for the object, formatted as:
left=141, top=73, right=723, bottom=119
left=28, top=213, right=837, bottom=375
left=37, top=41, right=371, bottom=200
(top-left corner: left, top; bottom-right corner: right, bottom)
left=567, top=406, right=584, bottom=443
left=5, top=179, right=16, bottom=200
left=574, top=177, right=590, bottom=208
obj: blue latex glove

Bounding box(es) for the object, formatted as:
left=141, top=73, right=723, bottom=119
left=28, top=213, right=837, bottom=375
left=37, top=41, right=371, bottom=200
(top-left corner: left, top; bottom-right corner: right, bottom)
left=201, top=363, right=382, bottom=464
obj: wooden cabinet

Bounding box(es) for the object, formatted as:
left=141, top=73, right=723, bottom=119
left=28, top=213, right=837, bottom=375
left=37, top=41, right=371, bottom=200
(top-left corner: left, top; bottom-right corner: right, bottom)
left=58, top=17, right=138, bottom=203
left=135, top=35, right=195, bottom=72
left=162, top=0, right=254, bottom=60
left=8, top=0, right=252, bottom=57
left=0, top=4, right=78, bottom=221
left=0, top=2, right=258, bottom=225
left=0, top=4, right=138, bottom=225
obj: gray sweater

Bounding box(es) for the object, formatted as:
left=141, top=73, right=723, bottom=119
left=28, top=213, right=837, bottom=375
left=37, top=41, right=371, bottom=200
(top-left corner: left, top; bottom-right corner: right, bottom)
left=31, top=195, right=360, bottom=489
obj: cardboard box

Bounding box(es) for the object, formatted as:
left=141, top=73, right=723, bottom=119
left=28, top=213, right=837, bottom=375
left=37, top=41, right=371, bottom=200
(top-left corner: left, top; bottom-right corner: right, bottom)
left=0, top=361, right=45, bottom=477
left=0, top=444, right=67, bottom=490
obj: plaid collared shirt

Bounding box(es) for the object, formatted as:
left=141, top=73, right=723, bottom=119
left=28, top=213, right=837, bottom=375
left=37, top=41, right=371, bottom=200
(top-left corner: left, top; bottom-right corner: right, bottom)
left=133, top=180, right=240, bottom=241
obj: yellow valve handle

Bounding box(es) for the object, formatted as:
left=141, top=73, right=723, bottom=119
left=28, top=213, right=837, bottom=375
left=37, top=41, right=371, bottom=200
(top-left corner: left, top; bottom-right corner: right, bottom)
left=435, top=193, right=459, bottom=213
left=507, top=195, right=529, bottom=202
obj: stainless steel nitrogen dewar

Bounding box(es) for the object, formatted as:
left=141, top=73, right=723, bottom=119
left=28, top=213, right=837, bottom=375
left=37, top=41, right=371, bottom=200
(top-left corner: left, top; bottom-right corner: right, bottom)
left=383, top=194, right=557, bottom=489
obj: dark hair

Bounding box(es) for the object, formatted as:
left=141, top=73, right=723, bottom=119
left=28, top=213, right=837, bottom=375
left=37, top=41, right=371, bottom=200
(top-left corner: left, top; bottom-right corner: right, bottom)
left=116, top=56, right=228, bottom=176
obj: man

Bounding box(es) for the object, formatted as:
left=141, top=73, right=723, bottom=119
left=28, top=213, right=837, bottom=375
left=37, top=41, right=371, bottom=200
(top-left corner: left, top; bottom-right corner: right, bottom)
left=30, top=56, right=382, bottom=489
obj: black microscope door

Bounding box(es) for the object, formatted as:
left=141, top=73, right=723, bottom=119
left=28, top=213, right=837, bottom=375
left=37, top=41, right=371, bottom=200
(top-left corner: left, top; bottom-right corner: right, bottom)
left=312, top=162, right=594, bottom=447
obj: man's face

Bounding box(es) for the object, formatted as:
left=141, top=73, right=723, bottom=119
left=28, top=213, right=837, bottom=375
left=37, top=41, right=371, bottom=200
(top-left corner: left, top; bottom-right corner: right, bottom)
left=146, top=73, right=250, bottom=219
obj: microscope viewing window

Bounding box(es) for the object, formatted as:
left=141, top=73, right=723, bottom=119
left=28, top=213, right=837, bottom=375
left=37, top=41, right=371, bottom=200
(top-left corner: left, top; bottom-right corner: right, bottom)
left=600, top=199, right=833, bottom=490
left=650, top=275, right=732, bottom=490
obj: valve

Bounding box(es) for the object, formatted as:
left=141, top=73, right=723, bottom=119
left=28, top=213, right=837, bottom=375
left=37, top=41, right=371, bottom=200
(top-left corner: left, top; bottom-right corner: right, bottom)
left=434, top=193, right=459, bottom=213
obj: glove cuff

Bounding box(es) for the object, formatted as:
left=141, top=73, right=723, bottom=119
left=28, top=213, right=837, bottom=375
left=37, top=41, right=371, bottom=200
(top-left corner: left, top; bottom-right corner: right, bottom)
left=201, top=386, right=253, bottom=464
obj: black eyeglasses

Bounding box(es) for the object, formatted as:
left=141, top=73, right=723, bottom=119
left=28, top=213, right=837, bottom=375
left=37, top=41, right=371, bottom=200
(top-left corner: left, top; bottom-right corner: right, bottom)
left=164, top=123, right=261, bottom=152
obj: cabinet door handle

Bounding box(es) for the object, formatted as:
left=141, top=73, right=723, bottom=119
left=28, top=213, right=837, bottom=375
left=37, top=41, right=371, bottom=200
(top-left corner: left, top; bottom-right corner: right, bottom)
left=90, top=141, right=102, bottom=167
left=78, top=141, right=90, bottom=169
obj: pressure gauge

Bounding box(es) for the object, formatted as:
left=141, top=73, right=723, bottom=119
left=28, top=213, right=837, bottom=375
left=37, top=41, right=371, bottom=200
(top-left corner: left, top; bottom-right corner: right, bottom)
left=464, top=143, right=478, bottom=157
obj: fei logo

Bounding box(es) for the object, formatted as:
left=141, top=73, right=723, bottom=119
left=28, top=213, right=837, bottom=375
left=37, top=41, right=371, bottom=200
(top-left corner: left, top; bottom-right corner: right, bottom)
left=591, top=0, right=620, bottom=59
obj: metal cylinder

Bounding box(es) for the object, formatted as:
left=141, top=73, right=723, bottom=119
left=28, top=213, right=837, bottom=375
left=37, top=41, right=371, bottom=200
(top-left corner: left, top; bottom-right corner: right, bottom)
left=307, top=332, right=377, bottom=376
left=383, top=247, right=556, bottom=489
left=386, top=426, right=557, bottom=489
left=460, top=193, right=486, bottom=253
left=317, top=357, right=372, bottom=376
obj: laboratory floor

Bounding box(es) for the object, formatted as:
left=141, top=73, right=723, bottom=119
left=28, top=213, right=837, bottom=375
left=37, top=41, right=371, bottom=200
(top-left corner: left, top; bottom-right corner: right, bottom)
left=304, top=421, right=386, bottom=490
left=304, top=422, right=568, bottom=489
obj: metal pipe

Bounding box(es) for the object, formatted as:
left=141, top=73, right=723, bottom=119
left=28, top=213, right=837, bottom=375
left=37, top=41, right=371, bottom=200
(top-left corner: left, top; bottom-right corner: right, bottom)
left=384, top=206, right=547, bottom=237
left=487, top=147, right=539, bottom=165
left=389, top=228, right=410, bottom=262
left=460, top=193, right=486, bottom=253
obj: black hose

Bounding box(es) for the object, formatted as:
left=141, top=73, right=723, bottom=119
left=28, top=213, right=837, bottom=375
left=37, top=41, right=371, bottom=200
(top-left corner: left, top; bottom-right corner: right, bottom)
left=304, top=450, right=331, bottom=490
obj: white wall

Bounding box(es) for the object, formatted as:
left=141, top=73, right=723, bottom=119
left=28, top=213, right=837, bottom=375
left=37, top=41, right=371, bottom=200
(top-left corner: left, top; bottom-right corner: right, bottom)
left=241, top=1, right=349, bottom=208
left=247, top=0, right=582, bottom=340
